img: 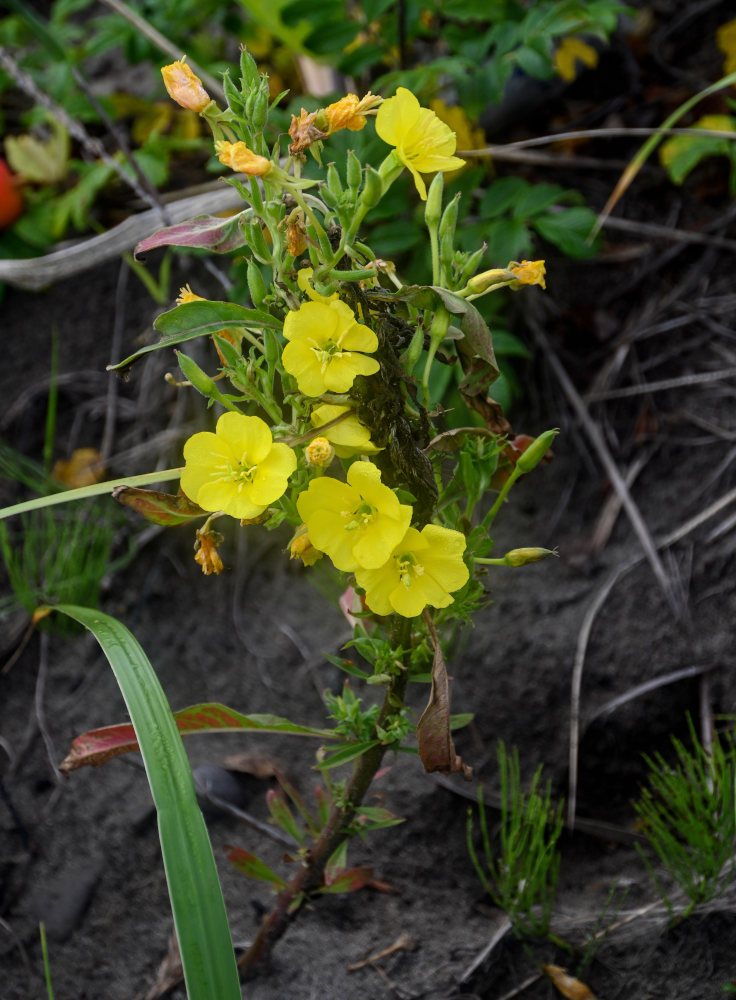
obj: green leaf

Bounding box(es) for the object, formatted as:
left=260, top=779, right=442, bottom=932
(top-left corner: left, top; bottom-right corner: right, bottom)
left=48, top=605, right=240, bottom=1000
left=109, top=300, right=281, bottom=370
left=532, top=206, right=599, bottom=257
left=316, top=740, right=381, bottom=770
left=659, top=115, right=736, bottom=186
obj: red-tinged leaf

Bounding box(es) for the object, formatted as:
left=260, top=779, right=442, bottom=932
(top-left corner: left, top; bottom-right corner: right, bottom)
left=416, top=613, right=472, bottom=779
left=60, top=702, right=335, bottom=773
left=135, top=212, right=249, bottom=257
left=224, top=845, right=288, bottom=889
left=266, top=790, right=304, bottom=846
left=320, top=866, right=374, bottom=894
left=325, top=840, right=348, bottom=884
left=112, top=485, right=205, bottom=526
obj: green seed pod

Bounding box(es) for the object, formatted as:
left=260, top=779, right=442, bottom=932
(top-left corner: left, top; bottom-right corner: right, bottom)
left=438, top=192, right=460, bottom=242
left=346, top=150, right=362, bottom=193
left=247, top=260, right=268, bottom=307
left=458, top=244, right=488, bottom=286
left=320, top=185, right=339, bottom=210
left=424, top=172, right=444, bottom=230
left=516, top=429, right=558, bottom=473
left=176, top=351, right=217, bottom=397
left=405, top=327, right=425, bottom=371
left=247, top=222, right=271, bottom=262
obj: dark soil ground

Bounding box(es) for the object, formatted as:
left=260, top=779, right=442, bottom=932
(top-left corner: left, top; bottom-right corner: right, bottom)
left=4, top=4, right=736, bottom=998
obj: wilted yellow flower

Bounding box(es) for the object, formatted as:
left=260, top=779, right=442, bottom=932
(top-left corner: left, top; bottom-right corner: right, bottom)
left=553, top=37, right=599, bottom=83
left=717, top=18, right=736, bottom=74
left=297, top=460, right=412, bottom=572
left=324, top=92, right=382, bottom=134
left=215, top=140, right=272, bottom=176
left=288, top=108, right=327, bottom=155
left=161, top=59, right=211, bottom=112
left=375, top=87, right=465, bottom=200
left=282, top=298, right=379, bottom=396
left=284, top=209, right=308, bottom=257
left=355, top=524, right=469, bottom=618
left=194, top=527, right=224, bottom=575
left=510, top=259, right=546, bottom=290
left=310, top=403, right=382, bottom=457
left=305, top=436, right=335, bottom=467
left=181, top=412, right=296, bottom=520
left=177, top=284, right=205, bottom=305
left=289, top=524, right=323, bottom=566
left=52, top=448, right=105, bottom=488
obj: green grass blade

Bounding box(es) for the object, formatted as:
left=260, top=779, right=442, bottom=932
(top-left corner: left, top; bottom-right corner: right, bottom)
left=49, top=604, right=241, bottom=1000
left=0, top=468, right=183, bottom=521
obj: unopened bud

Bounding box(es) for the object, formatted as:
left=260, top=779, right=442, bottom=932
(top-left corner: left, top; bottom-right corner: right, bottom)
left=516, top=429, right=557, bottom=473
left=247, top=260, right=267, bottom=307
left=360, top=165, right=383, bottom=210
left=424, top=172, right=444, bottom=229
left=346, top=150, right=362, bottom=192
left=289, top=524, right=323, bottom=566
left=305, top=436, right=335, bottom=467
left=176, top=351, right=217, bottom=397
left=464, top=268, right=514, bottom=295
left=161, top=59, right=211, bottom=112
left=503, top=547, right=557, bottom=567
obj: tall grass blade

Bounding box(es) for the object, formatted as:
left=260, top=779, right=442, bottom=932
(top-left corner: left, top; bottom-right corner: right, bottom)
left=49, top=604, right=241, bottom=1000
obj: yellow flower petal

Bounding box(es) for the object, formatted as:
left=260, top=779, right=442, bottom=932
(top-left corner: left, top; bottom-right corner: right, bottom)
left=161, top=59, right=210, bottom=112
left=554, top=37, right=599, bottom=83
left=215, top=140, right=272, bottom=176
left=296, top=460, right=412, bottom=572
left=375, top=88, right=465, bottom=200
left=180, top=413, right=295, bottom=519
left=355, top=523, right=468, bottom=618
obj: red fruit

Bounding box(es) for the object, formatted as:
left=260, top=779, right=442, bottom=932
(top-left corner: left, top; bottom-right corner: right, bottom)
left=0, top=159, right=24, bottom=228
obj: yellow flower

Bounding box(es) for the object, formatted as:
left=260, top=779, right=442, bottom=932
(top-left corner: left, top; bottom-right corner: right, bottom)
left=553, top=37, right=599, bottom=82
left=305, top=436, right=335, bottom=467
left=296, top=460, right=412, bottom=572
left=282, top=298, right=379, bottom=396
left=289, top=524, right=323, bottom=566
left=509, top=259, right=546, bottom=290
left=717, top=17, right=736, bottom=74
left=354, top=524, right=469, bottom=618
left=310, top=403, right=382, bottom=457
left=324, top=92, right=382, bottom=134
left=181, top=412, right=296, bottom=520
left=161, top=59, right=211, bottom=112
left=375, top=87, right=465, bottom=200
left=215, top=140, right=272, bottom=176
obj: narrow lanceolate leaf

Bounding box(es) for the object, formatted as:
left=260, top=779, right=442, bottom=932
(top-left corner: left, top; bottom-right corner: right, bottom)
left=109, top=299, right=282, bottom=370
left=224, top=845, right=288, bottom=889
left=112, top=485, right=206, bottom=526
left=134, top=212, right=251, bottom=257
left=49, top=605, right=240, bottom=1000
left=320, top=866, right=375, bottom=894
left=60, top=702, right=336, bottom=772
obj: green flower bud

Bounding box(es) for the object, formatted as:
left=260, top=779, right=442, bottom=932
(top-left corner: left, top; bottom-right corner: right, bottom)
left=251, top=89, right=269, bottom=131
left=516, top=429, right=557, bottom=473
left=438, top=192, right=460, bottom=242
left=360, top=164, right=383, bottom=210
left=346, top=150, right=362, bottom=193
left=239, top=48, right=260, bottom=90
left=327, top=163, right=343, bottom=199
left=424, top=172, right=444, bottom=229
left=176, top=351, right=217, bottom=397
left=405, top=327, right=425, bottom=371
left=247, top=260, right=267, bottom=307
left=464, top=268, right=514, bottom=295
left=503, top=547, right=557, bottom=567
left=247, top=221, right=271, bottom=262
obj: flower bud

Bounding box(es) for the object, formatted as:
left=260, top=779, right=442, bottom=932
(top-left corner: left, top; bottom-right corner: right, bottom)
left=247, top=261, right=267, bottom=307
left=424, top=172, right=444, bottom=229
left=503, top=547, right=557, bottom=567
left=360, top=165, right=383, bottom=210
left=346, top=150, right=362, bottom=192
left=464, top=268, right=514, bottom=296
left=176, top=351, right=217, bottom=397
left=161, top=60, right=211, bottom=112
left=305, top=436, right=335, bottom=467
left=516, top=429, right=557, bottom=473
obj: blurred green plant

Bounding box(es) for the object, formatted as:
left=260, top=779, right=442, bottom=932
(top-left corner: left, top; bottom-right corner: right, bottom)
left=659, top=113, right=736, bottom=195
left=467, top=742, right=565, bottom=941
left=633, top=719, right=736, bottom=919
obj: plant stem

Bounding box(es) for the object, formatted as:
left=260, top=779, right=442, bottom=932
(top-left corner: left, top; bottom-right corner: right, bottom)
left=238, top=627, right=411, bottom=979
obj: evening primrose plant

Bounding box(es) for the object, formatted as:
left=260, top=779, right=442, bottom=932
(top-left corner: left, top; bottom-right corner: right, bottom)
left=2, top=49, right=556, bottom=981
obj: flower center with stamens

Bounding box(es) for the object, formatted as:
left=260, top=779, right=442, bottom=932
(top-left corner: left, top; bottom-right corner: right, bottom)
left=313, top=341, right=344, bottom=373
left=396, top=551, right=424, bottom=589
left=343, top=500, right=375, bottom=531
